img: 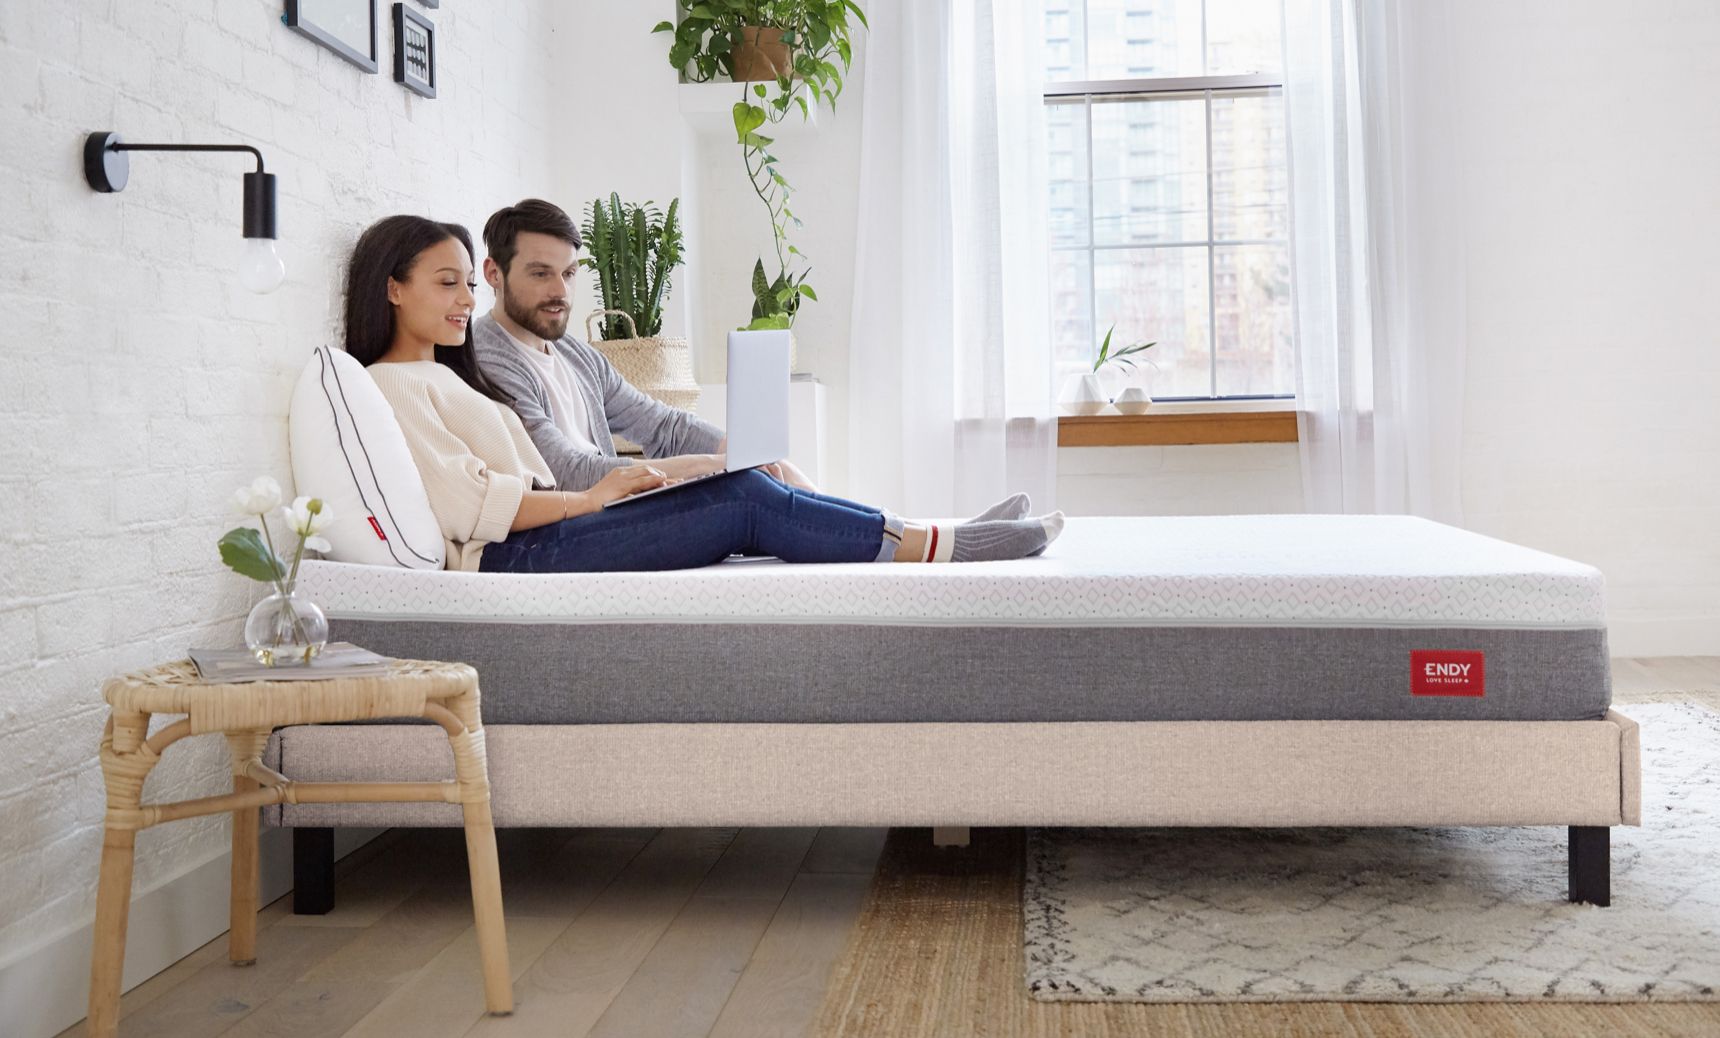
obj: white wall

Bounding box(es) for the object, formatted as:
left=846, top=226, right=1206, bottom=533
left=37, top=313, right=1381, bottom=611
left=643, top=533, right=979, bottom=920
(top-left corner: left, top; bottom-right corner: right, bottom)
left=0, top=0, right=566, bottom=1019
left=1447, top=0, right=1720, bottom=657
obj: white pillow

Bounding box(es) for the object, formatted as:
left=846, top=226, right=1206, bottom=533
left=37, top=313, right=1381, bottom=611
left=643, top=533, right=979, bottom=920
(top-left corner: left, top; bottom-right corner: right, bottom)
left=289, top=347, right=445, bottom=569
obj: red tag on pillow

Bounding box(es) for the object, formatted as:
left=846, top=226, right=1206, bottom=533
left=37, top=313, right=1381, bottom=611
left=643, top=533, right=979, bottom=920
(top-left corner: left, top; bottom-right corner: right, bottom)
left=1411, top=650, right=1485, bottom=696
left=367, top=516, right=387, bottom=541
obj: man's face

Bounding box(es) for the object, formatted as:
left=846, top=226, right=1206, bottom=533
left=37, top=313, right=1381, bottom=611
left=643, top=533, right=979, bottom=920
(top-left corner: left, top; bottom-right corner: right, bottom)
left=493, top=231, right=578, bottom=341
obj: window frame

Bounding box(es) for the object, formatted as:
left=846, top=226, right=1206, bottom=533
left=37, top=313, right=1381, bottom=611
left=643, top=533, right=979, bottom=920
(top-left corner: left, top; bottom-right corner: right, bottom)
left=1046, top=53, right=1295, bottom=403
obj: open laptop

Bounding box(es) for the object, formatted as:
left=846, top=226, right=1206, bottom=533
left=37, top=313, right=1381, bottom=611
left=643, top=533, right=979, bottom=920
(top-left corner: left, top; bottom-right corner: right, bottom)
left=602, top=329, right=792, bottom=508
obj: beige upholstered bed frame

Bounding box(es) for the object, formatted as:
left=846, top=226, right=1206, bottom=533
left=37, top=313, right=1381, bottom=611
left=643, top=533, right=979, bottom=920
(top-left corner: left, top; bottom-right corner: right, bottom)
left=266, top=708, right=1641, bottom=907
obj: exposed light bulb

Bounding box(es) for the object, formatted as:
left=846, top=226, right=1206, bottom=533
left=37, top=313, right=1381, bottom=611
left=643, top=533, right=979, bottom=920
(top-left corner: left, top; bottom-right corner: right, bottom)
left=238, top=237, right=286, bottom=294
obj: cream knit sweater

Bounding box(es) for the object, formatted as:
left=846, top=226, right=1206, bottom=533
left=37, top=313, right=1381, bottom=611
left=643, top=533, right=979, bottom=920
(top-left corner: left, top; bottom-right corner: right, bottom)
left=368, top=361, right=555, bottom=571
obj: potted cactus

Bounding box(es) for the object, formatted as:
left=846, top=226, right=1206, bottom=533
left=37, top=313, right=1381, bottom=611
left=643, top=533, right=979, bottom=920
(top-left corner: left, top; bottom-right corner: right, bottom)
left=580, top=194, right=699, bottom=447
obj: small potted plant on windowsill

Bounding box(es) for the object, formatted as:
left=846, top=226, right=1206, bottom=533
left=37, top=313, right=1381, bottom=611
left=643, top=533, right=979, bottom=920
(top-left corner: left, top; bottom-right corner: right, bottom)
left=1059, top=325, right=1158, bottom=415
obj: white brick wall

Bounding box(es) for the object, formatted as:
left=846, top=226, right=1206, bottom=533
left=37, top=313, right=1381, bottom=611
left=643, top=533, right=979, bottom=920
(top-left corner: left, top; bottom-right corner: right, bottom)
left=0, top=0, right=563, bottom=969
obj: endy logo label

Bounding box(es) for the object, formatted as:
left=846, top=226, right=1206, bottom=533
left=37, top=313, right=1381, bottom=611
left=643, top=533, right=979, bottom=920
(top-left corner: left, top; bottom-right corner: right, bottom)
left=1411, top=650, right=1486, bottom=697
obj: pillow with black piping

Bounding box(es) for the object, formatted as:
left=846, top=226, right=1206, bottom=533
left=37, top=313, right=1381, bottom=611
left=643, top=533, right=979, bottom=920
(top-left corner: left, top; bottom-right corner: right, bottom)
left=288, top=346, right=445, bottom=569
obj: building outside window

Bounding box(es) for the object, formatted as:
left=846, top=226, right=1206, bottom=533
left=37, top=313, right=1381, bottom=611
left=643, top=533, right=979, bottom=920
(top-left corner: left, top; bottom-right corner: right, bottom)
left=1045, top=0, right=1294, bottom=401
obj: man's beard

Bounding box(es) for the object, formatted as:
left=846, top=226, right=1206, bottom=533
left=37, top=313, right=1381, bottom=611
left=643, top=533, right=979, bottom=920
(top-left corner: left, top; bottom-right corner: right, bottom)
left=501, top=281, right=570, bottom=341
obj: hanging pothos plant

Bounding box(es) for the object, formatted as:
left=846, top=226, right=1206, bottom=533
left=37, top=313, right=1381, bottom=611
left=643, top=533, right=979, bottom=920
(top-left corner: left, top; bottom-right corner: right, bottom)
left=655, top=1, right=869, bottom=330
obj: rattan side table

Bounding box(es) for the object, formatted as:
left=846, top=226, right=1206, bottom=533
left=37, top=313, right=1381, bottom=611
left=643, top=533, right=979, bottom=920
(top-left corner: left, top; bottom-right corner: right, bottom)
left=85, top=658, right=511, bottom=1038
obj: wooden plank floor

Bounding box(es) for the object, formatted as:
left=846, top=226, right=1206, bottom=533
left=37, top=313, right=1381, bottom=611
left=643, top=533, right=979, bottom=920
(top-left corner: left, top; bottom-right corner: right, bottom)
left=58, top=657, right=1716, bottom=1038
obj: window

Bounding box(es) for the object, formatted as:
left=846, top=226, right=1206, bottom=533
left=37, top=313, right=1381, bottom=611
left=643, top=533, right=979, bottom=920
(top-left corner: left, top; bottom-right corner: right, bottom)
left=1046, top=0, right=1294, bottom=401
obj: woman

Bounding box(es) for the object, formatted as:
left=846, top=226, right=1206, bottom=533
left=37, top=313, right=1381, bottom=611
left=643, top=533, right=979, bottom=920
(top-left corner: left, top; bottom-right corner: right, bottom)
left=345, top=215, right=1063, bottom=572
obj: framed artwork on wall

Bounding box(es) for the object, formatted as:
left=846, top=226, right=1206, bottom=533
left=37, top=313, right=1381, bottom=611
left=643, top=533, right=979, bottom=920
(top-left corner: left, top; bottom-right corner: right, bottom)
left=285, top=0, right=380, bottom=74
left=393, top=4, right=437, bottom=99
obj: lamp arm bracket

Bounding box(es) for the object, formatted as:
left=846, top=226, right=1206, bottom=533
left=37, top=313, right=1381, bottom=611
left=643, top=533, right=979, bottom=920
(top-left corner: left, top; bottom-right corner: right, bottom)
left=111, top=141, right=267, bottom=173
left=82, top=132, right=269, bottom=193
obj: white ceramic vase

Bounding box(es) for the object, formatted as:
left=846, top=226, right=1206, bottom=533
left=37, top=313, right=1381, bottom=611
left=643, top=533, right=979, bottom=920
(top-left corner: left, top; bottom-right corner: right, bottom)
left=1113, top=386, right=1153, bottom=414
left=1059, top=372, right=1110, bottom=415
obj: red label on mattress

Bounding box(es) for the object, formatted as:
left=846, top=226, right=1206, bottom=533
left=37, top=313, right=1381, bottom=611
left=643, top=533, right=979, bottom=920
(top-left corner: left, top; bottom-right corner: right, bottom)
left=367, top=516, right=387, bottom=541
left=1411, top=650, right=1485, bottom=696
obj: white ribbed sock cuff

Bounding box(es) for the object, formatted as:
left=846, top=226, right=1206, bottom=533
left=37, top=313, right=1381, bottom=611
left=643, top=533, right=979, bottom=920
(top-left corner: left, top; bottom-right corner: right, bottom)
left=926, top=524, right=955, bottom=562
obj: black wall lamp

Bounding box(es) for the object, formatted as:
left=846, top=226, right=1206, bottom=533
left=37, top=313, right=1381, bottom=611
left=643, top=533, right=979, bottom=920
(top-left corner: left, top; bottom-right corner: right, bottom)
left=83, top=131, right=286, bottom=294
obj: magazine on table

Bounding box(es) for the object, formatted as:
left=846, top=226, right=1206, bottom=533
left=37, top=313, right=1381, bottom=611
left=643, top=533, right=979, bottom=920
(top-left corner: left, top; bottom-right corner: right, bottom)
left=188, top=642, right=395, bottom=683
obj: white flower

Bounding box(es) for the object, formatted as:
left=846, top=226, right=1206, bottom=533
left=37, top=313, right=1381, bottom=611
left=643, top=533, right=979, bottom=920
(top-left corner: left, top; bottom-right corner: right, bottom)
left=282, top=496, right=336, bottom=538
left=231, top=476, right=283, bottom=516
left=304, top=535, right=333, bottom=555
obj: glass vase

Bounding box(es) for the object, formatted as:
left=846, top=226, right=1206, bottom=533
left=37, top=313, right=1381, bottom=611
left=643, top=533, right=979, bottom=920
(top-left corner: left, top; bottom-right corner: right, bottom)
left=244, top=588, right=329, bottom=667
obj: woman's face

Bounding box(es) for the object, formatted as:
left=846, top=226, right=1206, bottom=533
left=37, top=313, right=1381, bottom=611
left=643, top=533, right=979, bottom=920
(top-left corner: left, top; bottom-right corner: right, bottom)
left=388, top=236, right=476, bottom=348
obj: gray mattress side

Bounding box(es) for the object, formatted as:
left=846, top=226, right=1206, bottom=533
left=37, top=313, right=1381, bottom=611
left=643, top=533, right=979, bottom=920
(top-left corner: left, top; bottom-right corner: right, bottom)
left=329, top=619, right=1612, bottom=725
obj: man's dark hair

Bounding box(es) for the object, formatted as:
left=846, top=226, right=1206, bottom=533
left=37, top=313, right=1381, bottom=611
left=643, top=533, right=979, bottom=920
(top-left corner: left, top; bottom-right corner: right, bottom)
left=482, top=198, right=581, bottom=276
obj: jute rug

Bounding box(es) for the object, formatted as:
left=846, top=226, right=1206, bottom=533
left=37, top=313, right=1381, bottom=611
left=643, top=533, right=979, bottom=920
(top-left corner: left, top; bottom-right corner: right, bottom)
left=1024, top=703, right=1720, bottom=1003
left=814, top=699, right=1720, bottom=1037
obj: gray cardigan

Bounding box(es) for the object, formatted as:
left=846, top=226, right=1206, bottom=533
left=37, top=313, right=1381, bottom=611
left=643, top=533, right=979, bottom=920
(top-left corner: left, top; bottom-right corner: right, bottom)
left=470, top=313, right=723, bottom=491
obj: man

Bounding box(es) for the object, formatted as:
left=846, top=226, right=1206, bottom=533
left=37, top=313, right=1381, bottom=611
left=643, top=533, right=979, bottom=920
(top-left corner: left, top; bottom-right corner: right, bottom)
left=471, top=198, right=813, bottom=493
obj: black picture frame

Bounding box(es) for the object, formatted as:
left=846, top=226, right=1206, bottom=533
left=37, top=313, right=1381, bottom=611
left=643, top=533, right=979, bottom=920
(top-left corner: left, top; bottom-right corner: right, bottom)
left=393, top=4, right=437, bottom=99
left=285, top=0, right=379, bottom=74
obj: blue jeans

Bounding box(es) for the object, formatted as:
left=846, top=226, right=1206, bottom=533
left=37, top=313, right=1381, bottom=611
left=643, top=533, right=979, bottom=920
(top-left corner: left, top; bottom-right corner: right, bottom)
left=478, top=469, right=889, bottom=573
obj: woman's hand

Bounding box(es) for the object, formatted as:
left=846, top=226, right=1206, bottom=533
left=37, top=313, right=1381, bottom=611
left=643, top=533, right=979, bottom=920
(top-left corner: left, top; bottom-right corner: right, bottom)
left=586, top=464, right=670, bottom=507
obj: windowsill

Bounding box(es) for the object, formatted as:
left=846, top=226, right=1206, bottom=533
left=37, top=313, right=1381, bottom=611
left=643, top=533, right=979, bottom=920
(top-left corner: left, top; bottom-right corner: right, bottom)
left=1058, top=401, right=1299, bottom=446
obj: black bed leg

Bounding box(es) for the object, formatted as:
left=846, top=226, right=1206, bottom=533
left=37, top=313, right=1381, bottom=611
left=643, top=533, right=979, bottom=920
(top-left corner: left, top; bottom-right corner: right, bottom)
left=293, top=827, right=336, bottom=915
left=1568, top=826, right=1610, bottom=906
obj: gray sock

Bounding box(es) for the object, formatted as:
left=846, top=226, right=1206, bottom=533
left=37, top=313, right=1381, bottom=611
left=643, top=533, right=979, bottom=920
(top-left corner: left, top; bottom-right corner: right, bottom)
left=948, top=512, right=1065, bottom=562
left=969, top=492, right=1031, bottom=523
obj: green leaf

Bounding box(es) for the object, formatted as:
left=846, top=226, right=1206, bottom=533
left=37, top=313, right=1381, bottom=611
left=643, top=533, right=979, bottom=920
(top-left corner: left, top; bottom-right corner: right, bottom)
left=732, top=101, right=767, bottom=140
left=652, top=20, right=674, bottom=33
left=753, top=81, right=766, bottom=96
left=219, top=527, right=286, bottom=584
left=745, top=314, right=793, bottom=331
left=1093, top=324, right=1115, bottom=372
left=798, top=284, right=818, bottom=301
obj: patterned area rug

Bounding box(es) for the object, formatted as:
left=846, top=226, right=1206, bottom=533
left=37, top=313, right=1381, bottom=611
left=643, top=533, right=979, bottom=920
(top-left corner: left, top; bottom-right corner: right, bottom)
left=1024, top=702, right=1720, bottom=1003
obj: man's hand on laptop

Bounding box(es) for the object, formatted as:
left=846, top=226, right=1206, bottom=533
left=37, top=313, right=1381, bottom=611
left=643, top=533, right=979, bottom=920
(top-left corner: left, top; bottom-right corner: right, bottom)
left=646, top=454, right=726, bottom=480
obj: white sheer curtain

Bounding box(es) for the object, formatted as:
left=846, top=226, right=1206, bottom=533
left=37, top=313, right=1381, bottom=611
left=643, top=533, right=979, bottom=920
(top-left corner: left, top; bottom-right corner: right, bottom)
left=1283, top=0, right=1468, bottom=523
left=846, top=0, right=1057, bottom=517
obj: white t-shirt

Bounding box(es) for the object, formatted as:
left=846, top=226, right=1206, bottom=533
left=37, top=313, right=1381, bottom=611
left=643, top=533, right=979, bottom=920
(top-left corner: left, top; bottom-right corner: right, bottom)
left=504, top=326, right=600, bottom=454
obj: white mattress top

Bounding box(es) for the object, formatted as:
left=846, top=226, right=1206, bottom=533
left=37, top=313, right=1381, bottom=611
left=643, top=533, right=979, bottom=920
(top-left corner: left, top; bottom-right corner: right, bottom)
left=294, top=515, right=1606, bottom=629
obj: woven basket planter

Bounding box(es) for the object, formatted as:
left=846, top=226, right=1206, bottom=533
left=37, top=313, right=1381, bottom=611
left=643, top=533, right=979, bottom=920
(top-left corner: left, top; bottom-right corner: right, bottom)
left=586, top=309, right=701, bottom=454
